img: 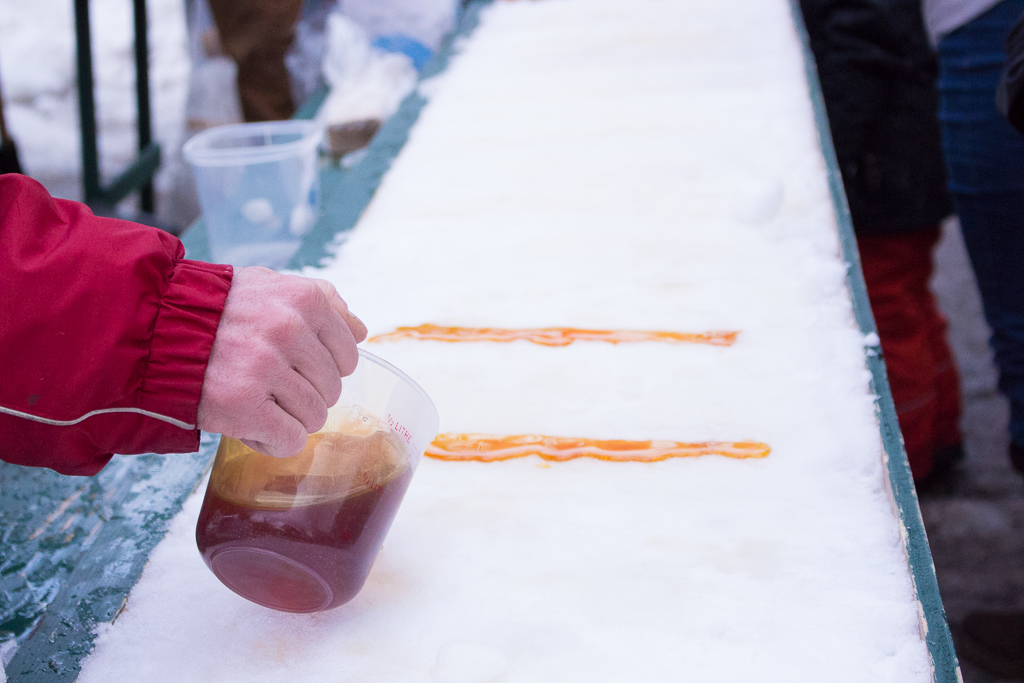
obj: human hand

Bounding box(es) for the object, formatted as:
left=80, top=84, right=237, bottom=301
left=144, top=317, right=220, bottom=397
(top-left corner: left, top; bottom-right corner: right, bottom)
left=197, top=266, right=368, bottom=457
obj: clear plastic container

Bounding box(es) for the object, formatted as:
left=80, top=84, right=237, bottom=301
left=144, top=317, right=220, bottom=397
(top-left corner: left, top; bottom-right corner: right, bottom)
left=182, top=120, right=323, bottom=268
left=196, top=350, right=440, bottom=613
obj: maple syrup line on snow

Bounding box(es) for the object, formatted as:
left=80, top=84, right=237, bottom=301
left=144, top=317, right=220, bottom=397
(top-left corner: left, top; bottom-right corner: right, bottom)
left=425, top=434, right=771, bottom=463
left=367, top=324, right=739, bottom=347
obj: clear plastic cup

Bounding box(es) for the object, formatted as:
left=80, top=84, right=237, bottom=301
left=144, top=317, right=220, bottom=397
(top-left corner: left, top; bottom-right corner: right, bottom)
left=182, top=120, right=323, bottom=269
left=195, top=349, right=440, bottom=613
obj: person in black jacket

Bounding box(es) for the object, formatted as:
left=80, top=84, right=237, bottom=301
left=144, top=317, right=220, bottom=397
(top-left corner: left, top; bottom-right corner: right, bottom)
left=799, top=0, right=962, bottom=485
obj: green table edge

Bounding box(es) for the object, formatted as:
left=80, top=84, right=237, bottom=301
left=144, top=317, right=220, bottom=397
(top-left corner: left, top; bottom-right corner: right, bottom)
left=3, top=438, right=219, bottom=681
left=787, top=1, right=960, bottom=679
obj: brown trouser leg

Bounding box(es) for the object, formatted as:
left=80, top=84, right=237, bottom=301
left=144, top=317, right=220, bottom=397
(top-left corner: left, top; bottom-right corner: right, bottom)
left=207, top=0, right=306, bottom=122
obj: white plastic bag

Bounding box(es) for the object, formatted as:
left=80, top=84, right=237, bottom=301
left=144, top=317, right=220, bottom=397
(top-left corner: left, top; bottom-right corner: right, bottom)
left=317, top=13, right=418, bottom=126
left=340, top=0, right=459, bottom=52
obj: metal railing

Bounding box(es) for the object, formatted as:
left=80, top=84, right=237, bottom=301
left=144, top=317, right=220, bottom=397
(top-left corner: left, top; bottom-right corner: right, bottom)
left=74, top=0, right=160, bottom=214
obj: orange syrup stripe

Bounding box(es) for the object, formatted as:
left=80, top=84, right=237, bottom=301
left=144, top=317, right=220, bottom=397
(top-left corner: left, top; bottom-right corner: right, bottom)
left=425, top=434, right=771, bottom=463
left=367, top=324, right=739, bottom=347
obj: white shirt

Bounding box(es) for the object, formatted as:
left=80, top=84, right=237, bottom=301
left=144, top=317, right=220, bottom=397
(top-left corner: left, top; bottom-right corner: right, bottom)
left=922, top=0, right=1003, bottom=45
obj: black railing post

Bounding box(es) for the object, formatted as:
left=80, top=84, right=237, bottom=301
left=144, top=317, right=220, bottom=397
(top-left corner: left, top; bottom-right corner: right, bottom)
left=74, top=0, right=160, bottom=216
left=132, top=0, right=155, bottom=213
left=73, top=0, right=101, bottom=204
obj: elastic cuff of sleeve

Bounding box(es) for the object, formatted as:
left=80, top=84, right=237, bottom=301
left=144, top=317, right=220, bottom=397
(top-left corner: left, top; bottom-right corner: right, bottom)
left=136, top=259, right=233, bottom=429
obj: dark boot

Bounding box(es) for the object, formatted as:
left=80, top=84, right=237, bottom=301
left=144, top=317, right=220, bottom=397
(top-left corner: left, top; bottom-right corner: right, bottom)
left=915, top=443, right=965, bottom=497
left=955, top=611, right=1024, bottom=678
left=1011, top=441, right=1024, bottom=474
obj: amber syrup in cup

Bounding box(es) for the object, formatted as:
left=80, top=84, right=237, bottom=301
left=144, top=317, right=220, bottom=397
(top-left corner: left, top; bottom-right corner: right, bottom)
left=196, top=415, right=413, bottom=612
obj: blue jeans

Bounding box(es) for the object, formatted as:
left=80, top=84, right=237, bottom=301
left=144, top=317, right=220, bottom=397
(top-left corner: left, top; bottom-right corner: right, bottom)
left=938, top=0, right=1024, bottom=449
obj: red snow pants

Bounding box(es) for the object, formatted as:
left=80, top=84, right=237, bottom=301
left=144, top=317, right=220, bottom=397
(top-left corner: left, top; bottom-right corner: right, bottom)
left=857, top=227, right=963, bottom=480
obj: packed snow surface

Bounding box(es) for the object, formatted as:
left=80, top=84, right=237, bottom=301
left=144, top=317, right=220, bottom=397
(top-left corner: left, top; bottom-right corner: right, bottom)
left=78, top=0, right=930, bottom=681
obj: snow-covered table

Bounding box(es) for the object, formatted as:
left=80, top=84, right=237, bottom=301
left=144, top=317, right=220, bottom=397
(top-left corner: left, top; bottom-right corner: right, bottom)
left=6, top=1, right=959, bottom=681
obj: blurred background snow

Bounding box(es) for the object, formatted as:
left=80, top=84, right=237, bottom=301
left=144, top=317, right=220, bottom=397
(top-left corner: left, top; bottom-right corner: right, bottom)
left=0, top=0, right=189, bottom=211
left=0, top=0, right=458, bottom=229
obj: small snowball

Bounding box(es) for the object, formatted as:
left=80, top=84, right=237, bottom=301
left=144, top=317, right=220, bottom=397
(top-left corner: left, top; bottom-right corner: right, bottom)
left=433, top=641, right=508, bottom=683
left=290, top=202, right=316, bottom=237
left=242, top=198, right=276, bottom=224
left=862, top=332, right=881, bottom=348
left=868, top=641, right=931, bottom=682
left=732, top=178, right=785, bottom=224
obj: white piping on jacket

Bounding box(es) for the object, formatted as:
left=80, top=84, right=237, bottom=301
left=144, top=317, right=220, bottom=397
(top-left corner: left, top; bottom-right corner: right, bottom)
left=0, top=404, right=194, bottom=430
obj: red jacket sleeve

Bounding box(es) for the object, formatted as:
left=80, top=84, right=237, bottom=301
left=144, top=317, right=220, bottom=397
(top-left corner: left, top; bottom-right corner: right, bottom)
left=0, top=174, right=233, bottom=475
